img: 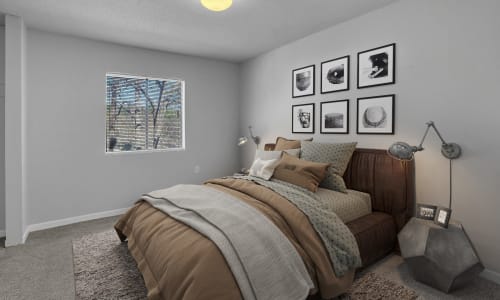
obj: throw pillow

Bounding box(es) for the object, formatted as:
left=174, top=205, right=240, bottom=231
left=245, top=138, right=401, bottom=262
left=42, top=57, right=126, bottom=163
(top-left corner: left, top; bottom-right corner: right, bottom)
left=255, top=148, right=301, bottom=161
left=274, top=137, right=313, bottom=150
left=300, top=141, right=357, bottom=193
left=248, top=158, right=280, bottom=180
left=273, top=152, right=330, bottom=192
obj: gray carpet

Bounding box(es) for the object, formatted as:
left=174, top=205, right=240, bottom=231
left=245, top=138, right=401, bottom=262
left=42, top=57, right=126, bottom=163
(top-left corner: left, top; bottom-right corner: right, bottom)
left=0, top=216, right=121, bottom=300
left=73, top=230, right=418, bottom=300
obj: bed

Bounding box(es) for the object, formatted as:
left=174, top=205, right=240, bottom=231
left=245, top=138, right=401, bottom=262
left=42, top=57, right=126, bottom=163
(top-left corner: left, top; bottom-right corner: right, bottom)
left=115, top=147, right=415, bottom=300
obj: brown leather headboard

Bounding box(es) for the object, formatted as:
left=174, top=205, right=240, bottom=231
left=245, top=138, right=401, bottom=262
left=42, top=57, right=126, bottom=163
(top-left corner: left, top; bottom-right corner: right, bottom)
left=343, top=148, right=415, bottom=231
left=264, top=144, right=415, bottom=231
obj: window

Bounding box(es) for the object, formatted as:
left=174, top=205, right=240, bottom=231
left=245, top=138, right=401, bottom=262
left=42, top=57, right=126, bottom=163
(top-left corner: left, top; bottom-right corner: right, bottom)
left=106, top=74, right=185, bottom=152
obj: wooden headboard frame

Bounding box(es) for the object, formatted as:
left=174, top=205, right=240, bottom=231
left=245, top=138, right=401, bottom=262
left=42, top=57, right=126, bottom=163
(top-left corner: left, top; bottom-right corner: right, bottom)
left=264, top=144, right=415, bottom=231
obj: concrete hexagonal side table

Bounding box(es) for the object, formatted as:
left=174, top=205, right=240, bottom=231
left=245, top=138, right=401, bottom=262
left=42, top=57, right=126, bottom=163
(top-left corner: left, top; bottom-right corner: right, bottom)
left=398, top=218, right=484, bottom=293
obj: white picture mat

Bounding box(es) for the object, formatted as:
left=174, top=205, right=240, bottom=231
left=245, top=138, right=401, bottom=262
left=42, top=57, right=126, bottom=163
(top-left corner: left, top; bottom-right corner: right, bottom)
left=321, top=101, right=348, bottom=133
left=293, top=66, right=315, bottom=97
left=358, top=45, right=394, bottom=87
left=292, top=104, right=314, bottom=133
left=357, top=96, right=394, bottom=133
left=321, top=57, right=349, bottom=92
left=437, top=210, right=448, bottom=223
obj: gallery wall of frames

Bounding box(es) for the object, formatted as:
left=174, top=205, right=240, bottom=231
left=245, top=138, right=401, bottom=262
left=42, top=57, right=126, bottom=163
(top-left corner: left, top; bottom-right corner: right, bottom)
left=291, top=43, right=396, bottom=135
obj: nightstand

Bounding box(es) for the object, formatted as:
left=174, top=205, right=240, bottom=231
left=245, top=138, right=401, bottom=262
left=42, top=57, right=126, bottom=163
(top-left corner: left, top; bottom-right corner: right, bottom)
left=398, top=217, right=484, bottom=292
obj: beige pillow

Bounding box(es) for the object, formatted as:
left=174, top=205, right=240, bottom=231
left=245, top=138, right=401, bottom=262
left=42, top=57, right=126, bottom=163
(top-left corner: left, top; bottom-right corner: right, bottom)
left=254, top=149, right=301, bottom=161
left=273, top=152, right=330, bottom=192
left=274, top=137, right=313, bottom=150
left=248, top=158, right=280, bottom=180
left=300, top=141, right=357, bottom=193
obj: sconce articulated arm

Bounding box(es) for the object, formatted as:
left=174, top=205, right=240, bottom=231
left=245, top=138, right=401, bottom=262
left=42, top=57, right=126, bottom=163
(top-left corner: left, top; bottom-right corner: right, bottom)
left=248, top=126, right=260, bottom=146
left=416, top=121, right=461, bottom=160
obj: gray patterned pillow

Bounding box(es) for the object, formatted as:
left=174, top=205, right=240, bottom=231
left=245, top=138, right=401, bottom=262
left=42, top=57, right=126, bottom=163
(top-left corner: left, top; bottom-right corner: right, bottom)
left=300, top=141, right=357, bottom=193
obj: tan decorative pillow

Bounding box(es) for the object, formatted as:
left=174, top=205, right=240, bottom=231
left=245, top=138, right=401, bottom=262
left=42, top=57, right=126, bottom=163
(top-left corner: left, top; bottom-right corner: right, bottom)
left=300, top=141, right=357, bottom=193
left=254, top=149, right=301, bottom=161
left=274, top=137, right=313, bottom=151
left=273, top=152, right=330, bottom=192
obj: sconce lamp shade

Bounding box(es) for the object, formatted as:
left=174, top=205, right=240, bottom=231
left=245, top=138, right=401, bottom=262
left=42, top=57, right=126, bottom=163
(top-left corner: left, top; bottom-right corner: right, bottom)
left=388, top=142, right=419, bottom=161
left=237, top=136, right=248, bottom=146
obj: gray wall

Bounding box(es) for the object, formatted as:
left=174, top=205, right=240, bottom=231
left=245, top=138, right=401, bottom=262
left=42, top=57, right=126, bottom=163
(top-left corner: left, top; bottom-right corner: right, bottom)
left=0, top=26, right=5, bottom=233
left=25, top=29, right=240, bottom=225
left=240, top=0, right=500, bottom=274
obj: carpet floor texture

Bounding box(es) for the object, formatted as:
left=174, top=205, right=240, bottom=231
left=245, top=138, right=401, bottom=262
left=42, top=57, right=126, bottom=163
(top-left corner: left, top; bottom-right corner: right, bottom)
left=73, top=230, right=419, bottom=300
left=1, top=216, right=499, bottom=299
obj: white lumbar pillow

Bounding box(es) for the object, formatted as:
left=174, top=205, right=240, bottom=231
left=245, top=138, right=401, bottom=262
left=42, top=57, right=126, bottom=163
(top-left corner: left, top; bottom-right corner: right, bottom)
left=248, top=158, right=280, bottom=180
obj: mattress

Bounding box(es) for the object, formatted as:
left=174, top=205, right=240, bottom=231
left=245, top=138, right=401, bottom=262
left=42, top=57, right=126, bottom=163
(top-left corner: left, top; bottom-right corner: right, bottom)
left=315, top=188, right=372, bottom=223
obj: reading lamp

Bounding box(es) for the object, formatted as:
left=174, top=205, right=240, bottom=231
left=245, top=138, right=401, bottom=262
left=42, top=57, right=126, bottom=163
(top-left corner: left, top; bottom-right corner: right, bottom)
left=237, top=126, right=260, bottom=147
left=388, top=121, right=461, bottom=209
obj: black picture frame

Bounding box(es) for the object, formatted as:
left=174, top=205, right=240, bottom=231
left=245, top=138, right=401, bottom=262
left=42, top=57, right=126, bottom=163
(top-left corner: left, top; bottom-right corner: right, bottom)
left=416, top=204, right=438, bottom=220
left=357, top=43, right=396, bottom=89
left=292, top=103, right=315, bottom=134
left=321, top=55, right=349, bottom=94
left=435, top=207, right=452, bottom=228
left=320, top=100, right=349, bottom=134
left=292, top=65, right=315, bottom=98
left=356, top=94, right=395, bottom=135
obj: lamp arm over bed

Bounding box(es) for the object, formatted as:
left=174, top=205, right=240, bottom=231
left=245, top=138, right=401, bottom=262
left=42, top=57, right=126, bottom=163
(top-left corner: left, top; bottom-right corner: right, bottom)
left=417, top=121, right=461, bottom=159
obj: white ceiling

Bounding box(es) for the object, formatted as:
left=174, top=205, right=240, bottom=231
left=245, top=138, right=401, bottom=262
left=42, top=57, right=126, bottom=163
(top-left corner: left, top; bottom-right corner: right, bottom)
left=0, top=0, right=398, bottom=62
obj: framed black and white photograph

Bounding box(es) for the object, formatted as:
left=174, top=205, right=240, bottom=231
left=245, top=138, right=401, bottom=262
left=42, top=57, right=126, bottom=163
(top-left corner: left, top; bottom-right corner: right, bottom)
left=292, top=65, right=315, bottom=98
left=416, top=204, right=438, bottom=220
left=435, top=207, right=452, bottom=228
left=357, top=43, right=395, bottom=88
left=357, top=94, right=395, bottom=134
left=292, top=103, right=315, bottom=133
left=320, top=100, right=349, bottom=134
left=321, top=56, right=349, bottom=93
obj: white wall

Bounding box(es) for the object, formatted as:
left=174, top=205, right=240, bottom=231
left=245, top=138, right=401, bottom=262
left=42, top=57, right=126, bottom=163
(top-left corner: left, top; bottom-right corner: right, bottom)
left=0, top=25, right=5, bottom=235
left=24, top=29, right=240, bottom=226
left=240, top=0, right=500, bottom=274
left=4, top=15, right=27, bottom=245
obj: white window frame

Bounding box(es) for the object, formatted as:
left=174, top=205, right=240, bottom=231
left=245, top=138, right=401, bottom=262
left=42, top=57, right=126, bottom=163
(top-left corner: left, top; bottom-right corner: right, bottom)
left=105, top=72, right=186, bottom=154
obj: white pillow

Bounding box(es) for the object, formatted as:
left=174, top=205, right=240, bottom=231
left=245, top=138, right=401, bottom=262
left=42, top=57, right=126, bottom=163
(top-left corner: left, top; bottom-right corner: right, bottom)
left=248, top=158, right=280, bottom=180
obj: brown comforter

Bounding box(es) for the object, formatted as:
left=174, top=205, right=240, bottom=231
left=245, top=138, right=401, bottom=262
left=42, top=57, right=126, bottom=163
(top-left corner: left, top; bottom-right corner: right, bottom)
left=115, top=178, right=354, bottom=300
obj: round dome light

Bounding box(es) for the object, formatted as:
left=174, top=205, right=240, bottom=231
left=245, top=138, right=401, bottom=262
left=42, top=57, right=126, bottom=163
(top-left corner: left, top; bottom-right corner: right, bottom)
left=200, top=0, right=233, bottom=12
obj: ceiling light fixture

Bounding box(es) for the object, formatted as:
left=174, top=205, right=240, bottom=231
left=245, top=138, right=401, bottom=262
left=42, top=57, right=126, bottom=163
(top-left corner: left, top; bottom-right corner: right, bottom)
left=200, top=0, right=233, bottom=12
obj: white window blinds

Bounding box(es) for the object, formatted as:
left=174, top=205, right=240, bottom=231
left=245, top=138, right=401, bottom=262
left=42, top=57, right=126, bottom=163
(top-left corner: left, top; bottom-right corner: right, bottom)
left=106, top=74, right=184, bottom=152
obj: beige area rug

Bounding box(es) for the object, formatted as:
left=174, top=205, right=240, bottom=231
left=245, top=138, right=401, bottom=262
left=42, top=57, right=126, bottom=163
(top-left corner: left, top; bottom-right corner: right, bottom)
left=73, top=230, right=418, bottom=300
left=73, top=230, right=147, bottom=300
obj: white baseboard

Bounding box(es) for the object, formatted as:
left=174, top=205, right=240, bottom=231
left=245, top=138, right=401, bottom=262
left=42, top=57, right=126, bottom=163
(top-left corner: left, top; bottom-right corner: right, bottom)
left=22, top=207, right=130, bottom=242
left=481, top=268, right=500, bottom=285
left=0, top=230, right=5, bottom=238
